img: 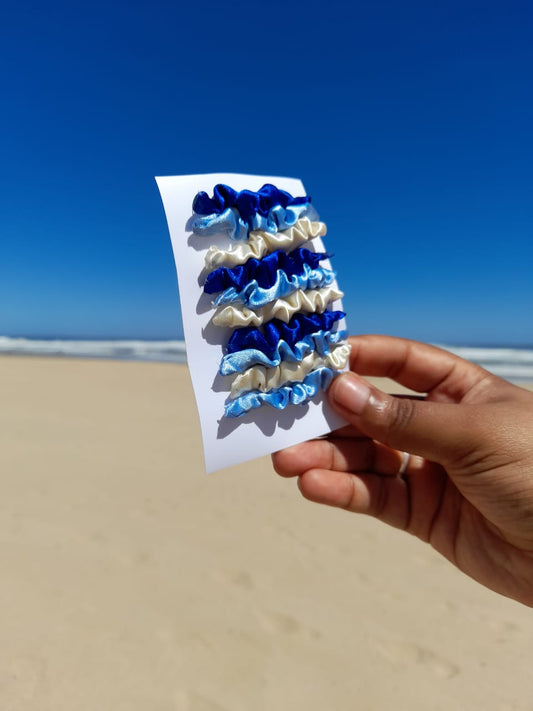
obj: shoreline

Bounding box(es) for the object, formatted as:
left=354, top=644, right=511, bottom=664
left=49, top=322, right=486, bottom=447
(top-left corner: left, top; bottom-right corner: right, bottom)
left=2, top=340, right=533, bottom=382
left=1, top=352, right=532, bottom=387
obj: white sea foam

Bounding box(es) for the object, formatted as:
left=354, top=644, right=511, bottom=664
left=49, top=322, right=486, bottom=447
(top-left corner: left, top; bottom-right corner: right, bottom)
left=0, top=337, right=532, bottom=380
left=0, top=337, right=187, bottom=363
left=436, top=345, right=533, bottom=381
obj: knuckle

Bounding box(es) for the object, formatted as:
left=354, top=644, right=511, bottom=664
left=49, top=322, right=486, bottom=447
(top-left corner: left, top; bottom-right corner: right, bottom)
left=381, top=396, right=416, bottom=445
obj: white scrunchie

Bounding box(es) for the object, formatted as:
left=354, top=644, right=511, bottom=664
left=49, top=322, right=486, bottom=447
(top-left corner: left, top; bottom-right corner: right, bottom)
left=204, top=218, right=327, bottom=271
left=212, top=286, right=344, bottom=328
left=229, top=343, right=351, bottom=397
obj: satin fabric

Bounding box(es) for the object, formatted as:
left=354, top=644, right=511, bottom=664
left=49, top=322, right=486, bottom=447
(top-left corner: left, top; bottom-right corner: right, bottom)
left=227, top=310, right=345, bottom=357
left=230, top=343, right=351, bottom=397
left=190, top=183, right=348, bottom=418
left=224, top=366, right=337, bottom=418
left=193, top=184, right=311, bottom=219
left=212, top=286, right=344, bottom=328
left=219, top=329, right=348, bottom=375
left=213, top=264, right=336, bottom=308
left=204, top=218, right=327, bottom=271
left=191, top=203, right=318, bottom=241
left=204, top=248, right=329, bottom=295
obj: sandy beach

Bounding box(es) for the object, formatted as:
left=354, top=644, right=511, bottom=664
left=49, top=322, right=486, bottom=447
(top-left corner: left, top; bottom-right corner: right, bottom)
left=1, top=355, right=533, bottom=710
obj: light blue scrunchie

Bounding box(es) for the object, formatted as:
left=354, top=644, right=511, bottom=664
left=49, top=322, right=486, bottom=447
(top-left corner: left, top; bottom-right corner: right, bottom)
left=191, top=203, right=319, bottom=241
left=224, top=366, right=338, bottom=418
left=219, top=329, right=348, bottom=375
left=213, top=264, right=336, bottom=308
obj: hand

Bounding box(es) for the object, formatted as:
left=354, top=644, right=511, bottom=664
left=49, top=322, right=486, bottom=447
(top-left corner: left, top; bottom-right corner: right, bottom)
left=272, top=335, right=533, bottom=606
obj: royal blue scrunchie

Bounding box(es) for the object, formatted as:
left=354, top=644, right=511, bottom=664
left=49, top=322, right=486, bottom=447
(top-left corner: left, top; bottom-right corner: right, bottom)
left=193, top=184, right=310, bottom=221
left=212, top=264, right=335, bottom=308
left=227, top=310, right=345, bottom=358
left=204, top=248, right=330, bottom=294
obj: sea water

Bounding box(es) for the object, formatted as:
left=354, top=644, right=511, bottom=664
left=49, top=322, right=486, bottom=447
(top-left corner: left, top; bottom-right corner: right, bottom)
left=1, top=337, right=532, bottom=381
left=0, top=337, right=187, bottom=364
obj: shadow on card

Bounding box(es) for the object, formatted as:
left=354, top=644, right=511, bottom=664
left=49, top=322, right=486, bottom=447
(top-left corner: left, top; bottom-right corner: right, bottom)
left=216, top=396, right=311, bottom=439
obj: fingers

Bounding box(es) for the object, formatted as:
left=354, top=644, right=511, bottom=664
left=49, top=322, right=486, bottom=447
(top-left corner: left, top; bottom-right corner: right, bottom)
left=273, top=441, right=448, bottom=536
left=328, top=372, right=489, bottom=467
left=347, top=335, right=494, bottom=401
left=297, top=469, right=410, bottom=530
left=272, top=438, right=411, bottom=478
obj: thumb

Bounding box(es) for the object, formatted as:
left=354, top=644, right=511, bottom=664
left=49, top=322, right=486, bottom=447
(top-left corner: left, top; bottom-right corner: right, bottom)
left=329, top=372, right=483, bottom=467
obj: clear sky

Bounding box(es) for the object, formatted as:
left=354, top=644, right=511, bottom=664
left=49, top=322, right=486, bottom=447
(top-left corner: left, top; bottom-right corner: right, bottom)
left=1, top=0, right=531, bottom=345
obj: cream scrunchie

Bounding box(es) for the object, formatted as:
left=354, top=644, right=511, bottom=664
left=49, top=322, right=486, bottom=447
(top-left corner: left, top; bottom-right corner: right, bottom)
left=229, top=343, right=351, bottom=397
left=204, top=218, right=327, bottom=271
left=212, top=286, right=344, bottom=328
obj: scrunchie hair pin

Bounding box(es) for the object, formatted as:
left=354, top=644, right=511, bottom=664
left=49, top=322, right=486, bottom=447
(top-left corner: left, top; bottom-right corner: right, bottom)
left=191, top=184, right=319, bottom=241
left=191, top=183, right=349, bottom=417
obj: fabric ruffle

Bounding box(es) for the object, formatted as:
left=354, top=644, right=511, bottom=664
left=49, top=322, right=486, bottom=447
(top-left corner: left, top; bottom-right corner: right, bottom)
left=212, top=286, right=344, bottom=328
left=229, top=344, right=351, bottom=398
left=227, top=310, right=345, bottom=358
left=213, top=264, right=336, bottom=308
left=193, top=184, right=311, bottom=220
left=191, top=203, right=318, bottom=241
left=224, top=366, right=337, bottom=418
left=219, top=329, right=348, bottom=375
left=204, top=248, right=330, bottom=295
left=204, top=218, right=327, bottom=271
left=190, top=183, right=347, bottom=419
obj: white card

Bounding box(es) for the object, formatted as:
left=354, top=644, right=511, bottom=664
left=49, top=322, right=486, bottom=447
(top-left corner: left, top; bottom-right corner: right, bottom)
left=156, top=173, right=347, bottom=473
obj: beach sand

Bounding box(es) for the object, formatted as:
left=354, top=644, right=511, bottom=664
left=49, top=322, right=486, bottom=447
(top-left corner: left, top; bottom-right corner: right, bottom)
left=1, top=355, right=532, bottom=710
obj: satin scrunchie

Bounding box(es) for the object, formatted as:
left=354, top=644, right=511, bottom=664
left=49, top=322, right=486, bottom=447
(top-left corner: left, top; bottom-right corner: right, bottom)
left=219, top=329, right=348, bottom=375
left=224, top=366, right=338, bottom=418
left=204, top=248, right=330, bottom=295
left=191, top=203, right=319, bottom=241
left=212, top=286, right=344, bottom=328
left=230, top=344, right=351, bottom=398
left=212, top=264, right=336, bottom=308
left=189, top=182, right=348, bottom=419
left=203, top=218, right=327, bottom=271
left=227, top=310, right=345, bottom=358
left=193, top=183, right=311, bottom=220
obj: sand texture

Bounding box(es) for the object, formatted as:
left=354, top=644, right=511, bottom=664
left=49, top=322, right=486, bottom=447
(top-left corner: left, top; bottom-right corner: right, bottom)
left=1, top=356, right=533, bottom=711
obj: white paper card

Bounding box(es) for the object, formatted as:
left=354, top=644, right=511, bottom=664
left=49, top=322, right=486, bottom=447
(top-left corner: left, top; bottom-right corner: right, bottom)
left=156, top=173, right=347, bottom=473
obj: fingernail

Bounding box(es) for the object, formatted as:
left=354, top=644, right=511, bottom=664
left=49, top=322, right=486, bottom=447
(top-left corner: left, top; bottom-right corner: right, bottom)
left=331, top=373, right=370, bottom=415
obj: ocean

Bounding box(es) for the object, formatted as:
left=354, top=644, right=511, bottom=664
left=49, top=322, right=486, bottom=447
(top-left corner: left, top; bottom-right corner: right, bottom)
left=0, top=337, right=532, bottom=381
left=0, top=337, right=187, bottom=364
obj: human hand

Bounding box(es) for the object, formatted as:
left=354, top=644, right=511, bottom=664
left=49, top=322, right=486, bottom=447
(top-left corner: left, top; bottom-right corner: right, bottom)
left=272, top=335, right=533, bottom=606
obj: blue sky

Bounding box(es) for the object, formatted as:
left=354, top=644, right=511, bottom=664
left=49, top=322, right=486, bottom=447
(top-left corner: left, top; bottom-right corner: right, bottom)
left=0, top=0, right=531, bottom=344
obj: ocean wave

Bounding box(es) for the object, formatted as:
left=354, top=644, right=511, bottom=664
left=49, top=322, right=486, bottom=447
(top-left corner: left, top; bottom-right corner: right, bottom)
left=1, top=337, right=533, bottom=379
left=437, top=345, right=533, bottom=381
left=0, top=337, right=187, bottom=363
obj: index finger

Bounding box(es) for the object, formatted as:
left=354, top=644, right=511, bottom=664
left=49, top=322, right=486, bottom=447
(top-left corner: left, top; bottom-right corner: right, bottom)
left=347, top=335, right=492, bottom=400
